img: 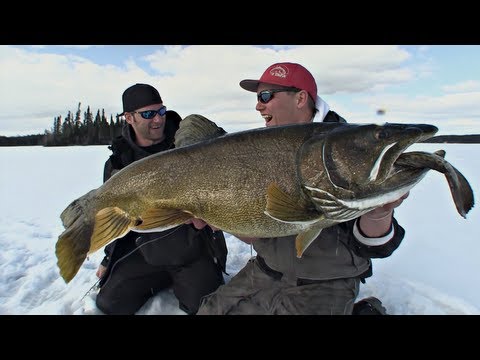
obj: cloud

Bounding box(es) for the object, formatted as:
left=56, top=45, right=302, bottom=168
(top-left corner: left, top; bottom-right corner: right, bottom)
left=442, top=80, right=480, bottom=93
left=1, top=45, right=478, bottom=136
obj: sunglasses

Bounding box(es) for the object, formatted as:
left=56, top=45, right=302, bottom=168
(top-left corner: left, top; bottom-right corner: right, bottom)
left=257, top=88, right=300, bottom=104
left=132, top=106, right=167, bottom=119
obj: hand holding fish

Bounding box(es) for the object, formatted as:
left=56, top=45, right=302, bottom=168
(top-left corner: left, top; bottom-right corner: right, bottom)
left=186, top=218, right=217, bottom=231
left=96, top=264, right=106, bottom=279
left=186, top=218, right=255, bottom=244
left=359, top=192, right=410, bottom=237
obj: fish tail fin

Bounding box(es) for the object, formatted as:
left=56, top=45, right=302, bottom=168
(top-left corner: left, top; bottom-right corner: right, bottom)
left=56, top=195, right=95, bottom=283
left=175, top=114, right=227, bottom=147
left=56, top=221, right=92, bottom=283
left=56, top=190, right=103, bottom=283
left=56, top=203, right=140, bottom=284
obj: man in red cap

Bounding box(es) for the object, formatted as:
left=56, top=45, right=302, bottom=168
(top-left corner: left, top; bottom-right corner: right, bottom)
left=191, top=63, right=407, bottom=315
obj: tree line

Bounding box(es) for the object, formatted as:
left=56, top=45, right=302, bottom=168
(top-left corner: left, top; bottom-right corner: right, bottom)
left=0, top=102, right=125, bottom=146
left=1, top=104, right=479, bottom=146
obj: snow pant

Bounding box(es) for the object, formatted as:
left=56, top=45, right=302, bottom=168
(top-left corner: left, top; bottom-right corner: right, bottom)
left=197, top=256, right=359, bottom=315
left=96, top=249, right=224, bottom=315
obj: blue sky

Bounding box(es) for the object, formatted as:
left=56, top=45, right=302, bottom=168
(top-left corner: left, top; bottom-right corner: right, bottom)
left=1, top=45, right=479, bottom=136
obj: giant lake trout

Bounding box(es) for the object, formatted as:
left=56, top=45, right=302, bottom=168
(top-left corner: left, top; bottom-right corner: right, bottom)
left=56, top=119, right=475, bottom=283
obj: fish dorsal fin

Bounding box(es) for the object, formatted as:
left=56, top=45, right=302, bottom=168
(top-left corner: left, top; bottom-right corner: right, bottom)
left=295, top=224, right=324, bottom=258
left=90, top=207, right=139, bottom=253
left=135, top=207, right=194, bottom=231
left=265, top=182, right=320, bottom=223
left=175, top=114, right=227, bottom=147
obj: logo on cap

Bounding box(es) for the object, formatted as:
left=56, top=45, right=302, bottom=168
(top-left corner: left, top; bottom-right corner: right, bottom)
left=269, top=65, right=288, bottom=79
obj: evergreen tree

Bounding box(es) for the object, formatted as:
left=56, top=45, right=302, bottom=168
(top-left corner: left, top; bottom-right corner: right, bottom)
left=73, top=102, right=82, bottom=144
left=84, top=105, right=94, bottom=144
left=62, top=111, right=74, bottom=145
left=93, top=109, right=101, bottom=144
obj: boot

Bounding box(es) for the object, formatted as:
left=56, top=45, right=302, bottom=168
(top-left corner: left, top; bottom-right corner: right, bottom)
left=352, top=296, right=387, bottom=315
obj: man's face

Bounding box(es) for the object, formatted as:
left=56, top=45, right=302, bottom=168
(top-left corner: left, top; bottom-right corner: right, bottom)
left=255, top=83, right=302, bottom=127
left=125, top=103, right=166, bottom=146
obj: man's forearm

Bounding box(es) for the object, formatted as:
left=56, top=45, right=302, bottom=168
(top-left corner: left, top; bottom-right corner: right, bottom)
left=358, top=210, right=393, bottom=238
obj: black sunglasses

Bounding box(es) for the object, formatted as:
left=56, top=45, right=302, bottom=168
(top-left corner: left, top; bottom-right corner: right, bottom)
left=132, top=106, right=167, bottom=119
left=257, top=88, right=300, bottom=104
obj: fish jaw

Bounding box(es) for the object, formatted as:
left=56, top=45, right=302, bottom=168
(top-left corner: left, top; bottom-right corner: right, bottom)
left=367, top=123, right=438, bottom=185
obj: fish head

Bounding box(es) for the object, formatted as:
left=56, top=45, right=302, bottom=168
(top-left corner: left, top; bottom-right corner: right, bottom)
left=298, top=122, right=438, bottom=218
left=302, top=122, right=438, bottom=191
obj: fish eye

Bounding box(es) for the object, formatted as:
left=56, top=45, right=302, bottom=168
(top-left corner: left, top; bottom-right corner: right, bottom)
left=375, top=129, right=389, bottom=140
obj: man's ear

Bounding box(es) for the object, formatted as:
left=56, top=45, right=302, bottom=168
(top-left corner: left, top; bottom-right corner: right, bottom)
left=296, top=90, right=309, bottom=108
left=125, top=113, right=134, bottom=124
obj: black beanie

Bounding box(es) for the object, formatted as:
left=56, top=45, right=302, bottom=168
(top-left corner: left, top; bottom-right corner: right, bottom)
left=120, top=83, right=162, bottom=115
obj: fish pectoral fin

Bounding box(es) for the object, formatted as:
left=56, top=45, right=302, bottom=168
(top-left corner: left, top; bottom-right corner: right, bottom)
left=295, top=224, right=324, bottom=258
left=305, top=186, right=362, bottom=221
left=265, top=182, right=319, bottom=222
left=136, top=207, right=194, bottom=230
left=91, top=207, right=139, bottom=253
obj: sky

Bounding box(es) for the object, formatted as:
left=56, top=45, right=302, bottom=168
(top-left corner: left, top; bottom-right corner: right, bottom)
left=1, top=45, right=480, bottom=137
left=0, top=142, right=478, bottom=315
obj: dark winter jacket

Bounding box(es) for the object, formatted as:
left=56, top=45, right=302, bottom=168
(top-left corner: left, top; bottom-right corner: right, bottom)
left=99, top=110, right=228, bottom=286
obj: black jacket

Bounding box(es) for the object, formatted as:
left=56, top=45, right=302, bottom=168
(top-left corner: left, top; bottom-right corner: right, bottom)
left=323, top=110, right=347, bottom=123
left=99, top=110, right=228, bottom=286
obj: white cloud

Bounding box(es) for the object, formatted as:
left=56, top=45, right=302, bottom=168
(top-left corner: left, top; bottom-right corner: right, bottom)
left=443, top=80, right=480, bottom=93
left=0, top=45, right=479, bottom=136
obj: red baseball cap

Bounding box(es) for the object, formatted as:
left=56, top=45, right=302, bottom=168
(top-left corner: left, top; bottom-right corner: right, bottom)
left=239, top=62, right=317, bottom=102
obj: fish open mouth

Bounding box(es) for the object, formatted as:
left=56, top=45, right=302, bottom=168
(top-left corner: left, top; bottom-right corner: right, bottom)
left=387, top=122, right=441, bottom=178
left=373, top=123, right=439, bottom=183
